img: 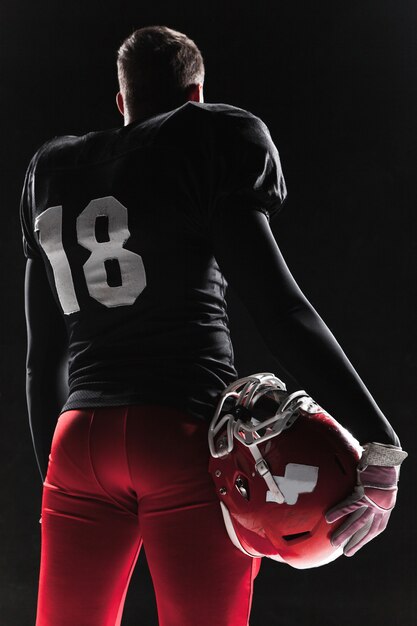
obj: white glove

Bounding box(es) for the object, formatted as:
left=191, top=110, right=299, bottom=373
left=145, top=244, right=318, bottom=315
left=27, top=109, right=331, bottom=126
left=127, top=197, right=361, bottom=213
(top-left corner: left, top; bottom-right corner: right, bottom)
left=325, top=442, right=407, bottom=556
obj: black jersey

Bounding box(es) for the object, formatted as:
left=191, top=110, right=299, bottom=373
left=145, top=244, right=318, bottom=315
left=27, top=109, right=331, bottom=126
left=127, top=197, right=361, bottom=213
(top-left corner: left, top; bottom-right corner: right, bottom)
left=20, top=102, right=287, bottom=421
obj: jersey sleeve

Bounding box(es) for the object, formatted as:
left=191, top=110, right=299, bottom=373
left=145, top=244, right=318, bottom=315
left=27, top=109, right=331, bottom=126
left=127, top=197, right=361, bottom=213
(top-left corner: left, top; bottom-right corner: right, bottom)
left=209, top=111, right=287, bottom=227
left=19, top=152, right=42, bottom=259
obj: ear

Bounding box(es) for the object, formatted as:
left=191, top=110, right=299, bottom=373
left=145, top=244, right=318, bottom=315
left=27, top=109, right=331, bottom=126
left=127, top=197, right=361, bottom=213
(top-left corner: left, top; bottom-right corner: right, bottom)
left=186, top=83, right=204, bottom=103
left=116, top=91, right=125, bottom=116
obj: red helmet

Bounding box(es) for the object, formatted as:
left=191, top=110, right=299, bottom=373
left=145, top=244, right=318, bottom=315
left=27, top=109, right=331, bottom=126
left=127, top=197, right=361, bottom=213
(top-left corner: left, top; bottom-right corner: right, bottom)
left=208, top=373, right=362, bottom=569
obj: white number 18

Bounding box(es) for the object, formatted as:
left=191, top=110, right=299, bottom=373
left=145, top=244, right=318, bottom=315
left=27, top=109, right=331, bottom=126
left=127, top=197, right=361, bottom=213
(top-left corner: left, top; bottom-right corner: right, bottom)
left=34, top=196, right=146, bottom=315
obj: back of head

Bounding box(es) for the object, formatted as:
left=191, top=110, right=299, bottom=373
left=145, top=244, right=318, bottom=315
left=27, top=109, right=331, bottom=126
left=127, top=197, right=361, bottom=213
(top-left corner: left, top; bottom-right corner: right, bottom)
left=117, top=25, right=205, bottom=121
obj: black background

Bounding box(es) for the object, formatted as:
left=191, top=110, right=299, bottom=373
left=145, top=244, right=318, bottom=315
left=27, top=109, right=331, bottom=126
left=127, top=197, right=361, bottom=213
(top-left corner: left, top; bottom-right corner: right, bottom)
left=1, top=1, right=416, bottom=624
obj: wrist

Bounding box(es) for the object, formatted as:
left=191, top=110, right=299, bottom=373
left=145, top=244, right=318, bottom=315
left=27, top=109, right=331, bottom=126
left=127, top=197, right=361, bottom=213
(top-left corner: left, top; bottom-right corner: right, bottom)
left=359, top=442, right=408, bottom=469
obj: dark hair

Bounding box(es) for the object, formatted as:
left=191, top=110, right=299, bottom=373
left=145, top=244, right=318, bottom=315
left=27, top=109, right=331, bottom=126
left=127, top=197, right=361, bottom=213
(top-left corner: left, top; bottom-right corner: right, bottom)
left=117, top=26, right=205, bottom=118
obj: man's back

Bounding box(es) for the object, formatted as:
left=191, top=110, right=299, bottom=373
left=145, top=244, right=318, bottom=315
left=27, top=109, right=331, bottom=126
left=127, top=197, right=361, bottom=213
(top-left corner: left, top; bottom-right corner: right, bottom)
left=21, top=101, right=286, bottom=420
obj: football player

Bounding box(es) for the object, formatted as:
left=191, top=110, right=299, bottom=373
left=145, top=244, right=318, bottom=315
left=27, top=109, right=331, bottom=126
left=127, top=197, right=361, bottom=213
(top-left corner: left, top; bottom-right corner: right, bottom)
left=21, top=25, right=406, bottom=626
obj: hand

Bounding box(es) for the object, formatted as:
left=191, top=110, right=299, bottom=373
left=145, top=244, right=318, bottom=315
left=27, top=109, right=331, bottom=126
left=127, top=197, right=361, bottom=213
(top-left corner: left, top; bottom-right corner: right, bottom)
left=325, top=442, right=407, bottom=557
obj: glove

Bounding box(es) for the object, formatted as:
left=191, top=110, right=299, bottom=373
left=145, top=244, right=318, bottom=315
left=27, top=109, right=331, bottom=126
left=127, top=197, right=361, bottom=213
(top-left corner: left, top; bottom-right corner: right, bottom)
left=325, top=442, right=408, bottom=556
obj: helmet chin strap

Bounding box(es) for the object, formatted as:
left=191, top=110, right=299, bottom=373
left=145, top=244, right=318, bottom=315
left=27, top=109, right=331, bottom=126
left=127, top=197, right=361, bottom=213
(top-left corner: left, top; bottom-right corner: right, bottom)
left=233, top=388, right=316, bottom=505
left=249, top=443, right=285, bottom=503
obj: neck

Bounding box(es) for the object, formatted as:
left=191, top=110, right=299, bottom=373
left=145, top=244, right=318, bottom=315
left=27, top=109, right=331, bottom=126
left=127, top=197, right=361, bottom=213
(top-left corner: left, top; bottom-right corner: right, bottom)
left=124, top=97, right=192, bottom=126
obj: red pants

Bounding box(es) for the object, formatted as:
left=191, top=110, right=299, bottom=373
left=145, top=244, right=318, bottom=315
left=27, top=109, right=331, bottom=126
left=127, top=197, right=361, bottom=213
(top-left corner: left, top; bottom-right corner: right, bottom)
left=36, top=405, right=261, bottom=626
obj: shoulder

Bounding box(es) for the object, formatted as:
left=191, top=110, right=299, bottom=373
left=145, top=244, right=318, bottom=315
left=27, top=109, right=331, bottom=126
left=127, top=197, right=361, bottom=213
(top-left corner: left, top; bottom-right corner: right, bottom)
left=150, top=101, right=270, bottom=145
left=28, top=127, right=121, bottom=174
left=190, top=105, right=277, bottom=163
left=28, top=135, right=81, bottom=173
left=171, top=101, right=269, bottom=137
left=181, top=101, right=264, bottom=123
